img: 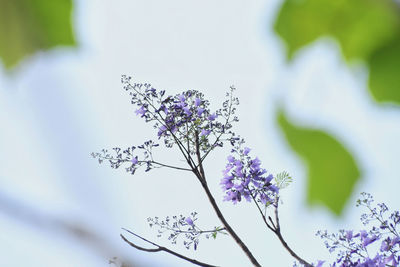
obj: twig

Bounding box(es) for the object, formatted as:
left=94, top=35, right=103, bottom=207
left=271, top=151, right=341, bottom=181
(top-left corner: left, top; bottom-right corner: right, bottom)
left=250, top=195, right=312, bottom=266
left=197, top=176, right=262, bottom=267
left=272, top=200, right=312, bottom=267
left=121, top=229, right=219, bottom=267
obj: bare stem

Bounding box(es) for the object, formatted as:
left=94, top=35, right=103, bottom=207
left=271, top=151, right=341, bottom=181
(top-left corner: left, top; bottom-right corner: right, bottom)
left=198, top=181, right=262, bottom=267
left=250, top=195, right=312, bottom=266
left=272, top=200, right=312, bottom=267
left=273, top=230, right=312, bottom=267
left=151, top=160, right=192, bottom=171
left=121, top=229, right=218, bottom=267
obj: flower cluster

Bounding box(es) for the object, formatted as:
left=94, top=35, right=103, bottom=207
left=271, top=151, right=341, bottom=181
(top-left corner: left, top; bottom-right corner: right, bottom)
left=316, top=193, right=400, bottom=266
left=122, top=75, right=239, bottom=155
left=93, top=76, right=242, bottom=175
left=220, top=139, right=279, bottom=205
left=147, top=212, right=227, bottom=250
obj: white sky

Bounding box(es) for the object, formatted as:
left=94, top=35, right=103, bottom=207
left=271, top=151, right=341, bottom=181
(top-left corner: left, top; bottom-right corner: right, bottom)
left=1, top=0, right=399, bottom=266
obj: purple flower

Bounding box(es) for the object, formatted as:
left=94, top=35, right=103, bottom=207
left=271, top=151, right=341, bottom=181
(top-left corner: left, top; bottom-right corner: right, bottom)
left=222, top=164, right=233, bottom=175
left=158, top=125, right=167, bottom=137
left=223, top=190, right=241, bottom=204
left=265, top=174, right=273, bottom=184
left=234, top=183, right=244, bottom=192
left=200, top=129, right=211, bottom=136
left=259, top=193, right=271, bottom=205
left=185, top=217, right=194, bottom=226
left=243, top=147, right=251, bottom=155
left=252, top=180, right=261, bottom=188
left=178, top=94, right=186, bottom=102
left=208, top=113, right=217, bottom=121
left=176, top=101, right=185, bottom=108
left=156, top=104, right=168, bottom=114
left=384, top=254, right=396, bottom=265
left=183, top=106, right=192, bottom=116
left=268, top=184, right=279, bottom=193
left=197, top=107, right=205, bottom=116
left=235, top=166, right=244, bottom=177
left=131, top=157, right=138, bottom=165
left=135, top=106, right=146, bottom=116
left=227, top=155, right=235, bottom=163
left=145, top=87, right=156, bottom=94
left=170, top=125, right=177, bottom=134
left=220, top=176, right=234, bottom=190
left=243, top=191, right=252, bottom=202
left=363, top=235, right=378, bottom=247
left=250, top=157, right=261, bottom=170
left=346, top=230, right=353, bottom=241
left=360, top=230, right=368, bottom=239
left=390, top=236, right=400, bottom=247
left=381, top=240, right=389, bottom=252
left=194, top=98, right=201, bottom=106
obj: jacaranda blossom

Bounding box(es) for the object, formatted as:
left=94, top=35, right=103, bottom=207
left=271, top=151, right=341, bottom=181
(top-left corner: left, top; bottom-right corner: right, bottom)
left=221, top=144, right=278, bottom=205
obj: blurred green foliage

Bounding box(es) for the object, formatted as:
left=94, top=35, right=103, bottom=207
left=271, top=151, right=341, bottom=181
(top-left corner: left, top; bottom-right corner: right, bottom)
left=368, top=35, right=400, bottom=103
left=277, top=110, right=361, bottom=215
left=0, top=0, right=75, bottom=68
left=274, top=0, right=400, bottom=104
left=274, top=0, right=399, bottom=215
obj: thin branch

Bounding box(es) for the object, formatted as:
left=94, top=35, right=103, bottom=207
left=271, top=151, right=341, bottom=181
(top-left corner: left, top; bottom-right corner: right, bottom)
left=151, top=161, right=192, bottom=171
left=170, top=131, right=198, bottom=172
left=195, top=174, right=262, bottom=266
left=158, top=225, right=227, bottom=235
left=249, top=195, right=312, bottom=266
left=195, top=131, right=206, bottom=183
left=248, top=190, right=275, bottom=232
left=121, top=229, right=219, bottom=267
left=98, top=156, right=192, bottom=172
left=274, top=200, right=281, bottom=230
left=268, top=216, right=276, bottom=231
left=272, top=200, right=312, bottom=267
left=199, top=131, right=223, bottom=164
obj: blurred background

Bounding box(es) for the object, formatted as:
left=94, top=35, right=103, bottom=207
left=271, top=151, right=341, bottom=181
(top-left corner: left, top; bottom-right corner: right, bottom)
left=0, top=0, right=399, bottom=266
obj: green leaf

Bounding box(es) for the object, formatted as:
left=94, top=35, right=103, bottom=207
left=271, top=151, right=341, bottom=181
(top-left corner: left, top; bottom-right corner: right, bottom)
left=368, top=35, right=400, bottom=104
left=277, top=110, right=361, bottom=215
left=274, top=0, right=400, bottom=62
left=0, top=0, right=75, bottom=68
left=212, top=232, right=217, bottom=239
left=275, top=171, right=293, bottom=189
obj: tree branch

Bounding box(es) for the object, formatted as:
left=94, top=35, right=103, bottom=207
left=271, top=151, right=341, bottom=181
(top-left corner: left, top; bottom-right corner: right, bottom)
left=248, top=189, right=275, bottom=232
left=151, top=160, right=193, bottom=171
left=272, top=200, right=312, bottom=267
left=198, top=180, right=262, bottom=267
left=195, top=131, right=206, bottom=183
left=121, top=229, right=219, bottom=267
